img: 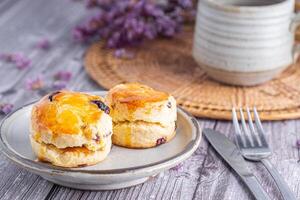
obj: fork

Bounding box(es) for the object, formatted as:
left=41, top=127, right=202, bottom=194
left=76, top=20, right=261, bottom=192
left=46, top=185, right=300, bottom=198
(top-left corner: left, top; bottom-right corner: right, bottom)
left=232, top=107, right=297, bottom=200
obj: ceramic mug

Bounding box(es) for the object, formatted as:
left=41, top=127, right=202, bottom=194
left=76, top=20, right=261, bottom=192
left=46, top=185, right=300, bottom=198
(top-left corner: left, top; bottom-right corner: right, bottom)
left=193, top=0, right=300, bottom=86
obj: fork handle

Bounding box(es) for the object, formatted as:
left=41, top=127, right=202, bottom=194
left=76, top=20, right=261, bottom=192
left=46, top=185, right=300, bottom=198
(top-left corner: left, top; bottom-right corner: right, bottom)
left=261, top=158, right=297, bottom=200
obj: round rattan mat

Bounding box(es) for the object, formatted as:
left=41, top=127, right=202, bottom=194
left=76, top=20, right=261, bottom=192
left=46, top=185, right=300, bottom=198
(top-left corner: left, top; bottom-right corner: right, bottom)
left=84, top=29, right=300, bottom=121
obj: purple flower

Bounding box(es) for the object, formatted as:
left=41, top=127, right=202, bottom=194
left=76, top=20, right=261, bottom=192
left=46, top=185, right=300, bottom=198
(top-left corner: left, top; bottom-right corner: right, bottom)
left=0, top=53, right=31, bottom=69
left=73, top=0, right=193, bottom=48
left=12, top=53, right=32, bottom=70
left=0, top=53, right=14, bottom=62
left=52, top=81, right=67, bottom=90
left=0, top=103, right=13, bottom=115
left=72, top=26, right=88, bottom=42
left=170, top=163, right=184, bottom=172
left=114, top=49, right=125, bottom=58
left=114, top=49, right=134, bottom=59
left=178, top=0, right=193, bottom=8
left=54, top=70, right=72, bottom=82
left=85, top=0, right=97, bottom=8
left=296, top=140, right=300, bottom=149
left=25, top=75, right=44, bottom=90
left=36, top=38, right=51, bottom=50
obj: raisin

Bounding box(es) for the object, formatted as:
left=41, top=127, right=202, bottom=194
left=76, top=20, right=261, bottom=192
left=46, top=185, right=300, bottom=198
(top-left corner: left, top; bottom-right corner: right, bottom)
left=103, top=131, right=112, bottom=137
left=93, top=134, right=100, bottom=142
left=167, top=101, right=172, bottom=108
left=78, top=164, right=87, bottom=167
left=156, top=137, right=166, bottom=146
left=175, top=122, right=177, bottom=130
left=91, top=100, right=110, bottom=114
left=48, top=91, right=61, bottom=102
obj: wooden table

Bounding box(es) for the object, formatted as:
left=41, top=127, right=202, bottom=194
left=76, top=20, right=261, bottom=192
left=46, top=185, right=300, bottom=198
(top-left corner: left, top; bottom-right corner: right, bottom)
left=0, top=0, right=299, bottom=199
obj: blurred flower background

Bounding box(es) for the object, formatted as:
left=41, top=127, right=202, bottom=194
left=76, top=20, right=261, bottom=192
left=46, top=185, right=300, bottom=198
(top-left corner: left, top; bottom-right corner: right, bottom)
left=73, top=0, right=196, bottom=49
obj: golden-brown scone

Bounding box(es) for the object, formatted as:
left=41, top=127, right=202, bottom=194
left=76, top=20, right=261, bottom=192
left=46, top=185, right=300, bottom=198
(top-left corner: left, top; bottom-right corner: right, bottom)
left=107, top=83, right=177, bottom=148
left=106, top=83, right=177, bottom=125
left=30, top=90, right=112, bottom=167
left=112, top=121, right=176, bottom=148
left=30, top=136, right=111, bottom=168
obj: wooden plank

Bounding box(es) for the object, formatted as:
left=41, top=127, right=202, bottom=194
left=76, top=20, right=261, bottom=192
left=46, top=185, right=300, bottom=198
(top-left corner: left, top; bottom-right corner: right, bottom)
left=0, top=0, right=19, bottom=19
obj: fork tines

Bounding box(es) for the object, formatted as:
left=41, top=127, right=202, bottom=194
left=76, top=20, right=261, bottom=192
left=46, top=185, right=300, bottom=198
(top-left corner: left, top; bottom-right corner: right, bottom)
left=232, top=107, right=268, bottom=148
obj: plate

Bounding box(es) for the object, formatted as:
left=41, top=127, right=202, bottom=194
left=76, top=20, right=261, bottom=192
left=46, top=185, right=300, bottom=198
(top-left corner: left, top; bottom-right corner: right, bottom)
left=0, top=91, right=202, bottom=190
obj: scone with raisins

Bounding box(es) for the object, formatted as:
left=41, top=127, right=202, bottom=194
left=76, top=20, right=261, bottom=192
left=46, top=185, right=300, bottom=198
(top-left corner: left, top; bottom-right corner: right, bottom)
left=106, top=83, right=177, bottom=148
left=30, top=90, right=112, bottom=167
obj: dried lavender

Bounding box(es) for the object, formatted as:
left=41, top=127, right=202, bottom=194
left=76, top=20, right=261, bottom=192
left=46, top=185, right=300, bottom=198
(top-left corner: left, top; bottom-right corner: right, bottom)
left=51, top=70, right=72, bottom=90
left=0, top=53, right=31, bottom=70
left=296, top=139, right=300, bottom=149
left=52, top=81, right=67, bottom=90
left=0, top=103, right=14, bottom=115
left=73, top=0, right=194, bottom=48
left=12, top=53, right=32, bottom=70
left=0, top=53, right=13, bottom=62
left=170, top=162, right=183, bottom=172
left=54, top=70, right=72, bottom=82
left=36, top=38, right=51, bottom=50
left=25, top=75, right=45, bottom=91
left=114, top=48, right=135, bottom=59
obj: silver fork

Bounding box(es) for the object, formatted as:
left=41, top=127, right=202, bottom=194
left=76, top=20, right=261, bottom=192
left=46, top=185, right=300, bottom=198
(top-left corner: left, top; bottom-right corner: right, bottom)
left=232, top=107, right=297, bottom=200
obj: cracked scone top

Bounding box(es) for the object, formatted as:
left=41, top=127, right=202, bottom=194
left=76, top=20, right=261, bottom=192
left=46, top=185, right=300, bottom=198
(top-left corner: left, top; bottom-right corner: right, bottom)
left=106, top=83, right=177, bottom=125
left=107, top=83, right=177, bottom=148
left=30, top=90, right=112, bottom=167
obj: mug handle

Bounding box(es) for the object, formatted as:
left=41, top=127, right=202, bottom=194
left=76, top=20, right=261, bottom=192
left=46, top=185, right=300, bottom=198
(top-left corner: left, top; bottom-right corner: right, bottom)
left=291, top=12, right=300, bottom=62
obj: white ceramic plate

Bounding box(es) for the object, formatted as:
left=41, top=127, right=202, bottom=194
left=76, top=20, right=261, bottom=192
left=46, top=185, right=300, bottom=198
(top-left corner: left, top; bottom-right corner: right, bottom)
left=0, top=91, right=201, bottom=190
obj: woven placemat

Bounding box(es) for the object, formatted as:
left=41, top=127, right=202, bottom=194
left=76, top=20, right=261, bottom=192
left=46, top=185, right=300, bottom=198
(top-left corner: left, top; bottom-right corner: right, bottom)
left=84, top=28, right=300, bottom=121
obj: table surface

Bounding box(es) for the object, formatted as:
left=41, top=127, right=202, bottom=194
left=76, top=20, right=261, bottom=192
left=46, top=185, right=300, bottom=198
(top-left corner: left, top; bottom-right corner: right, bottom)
left=0, top=0, right=300, bottom=199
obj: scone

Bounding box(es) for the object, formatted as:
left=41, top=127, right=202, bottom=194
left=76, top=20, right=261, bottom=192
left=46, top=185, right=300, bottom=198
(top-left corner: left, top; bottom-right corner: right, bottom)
left=30, top=90, right=112, bottom=167
left=106, top=83, right=177, bottom=148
